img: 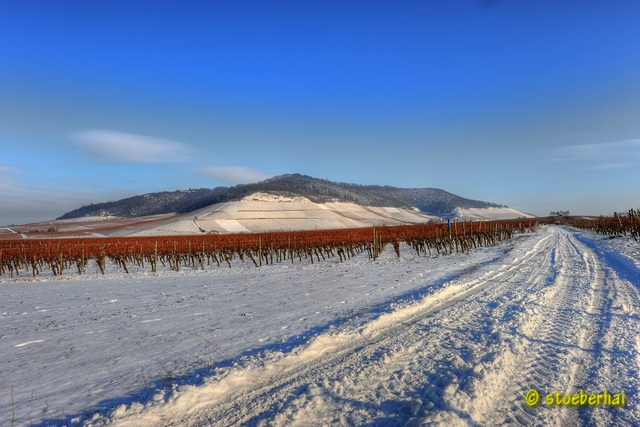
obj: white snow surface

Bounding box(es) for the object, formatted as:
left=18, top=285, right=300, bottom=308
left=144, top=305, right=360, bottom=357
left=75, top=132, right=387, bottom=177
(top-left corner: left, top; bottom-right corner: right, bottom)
left=240, top=192, right=311, bottom=203
left=450, top=206, right=535, bottom=221
left=1, top=226, right=639, bottom=426
left=49, top=216, right=122, bottom=223
left=11, top=196, right=533, bottom=239
left=128, top=220, right=203, bottom=237
left=188, top=196, right=441, bottom=234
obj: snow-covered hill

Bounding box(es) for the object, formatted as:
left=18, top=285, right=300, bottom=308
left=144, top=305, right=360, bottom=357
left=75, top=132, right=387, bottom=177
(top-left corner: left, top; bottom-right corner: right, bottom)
left=57, top=174, right=504, bottom=220
left=6, top=193, right=532, bottom=238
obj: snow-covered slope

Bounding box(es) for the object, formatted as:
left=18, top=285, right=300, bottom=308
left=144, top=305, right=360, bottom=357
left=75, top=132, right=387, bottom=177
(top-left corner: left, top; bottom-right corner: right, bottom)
left=449, top=206, right=535, bottom=220
left=56, top=174, right=504, bottom=221
left=186, top=193, right=439, bottom=235
left=6, top=193, right=533, bottom=238
left=116, top=200, right=533, bottom=236
left=2, top=226, right=639, bottom=426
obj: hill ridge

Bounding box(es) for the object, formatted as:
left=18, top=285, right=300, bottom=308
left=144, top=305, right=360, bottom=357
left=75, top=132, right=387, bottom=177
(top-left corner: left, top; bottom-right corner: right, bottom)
left=58, top=173, right=502, bottom=220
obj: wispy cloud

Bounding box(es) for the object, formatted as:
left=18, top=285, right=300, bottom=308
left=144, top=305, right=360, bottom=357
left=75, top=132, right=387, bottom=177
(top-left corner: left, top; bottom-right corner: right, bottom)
left=589, top=162, right=632, bottom=170
left=200, top=167, right=272, bottom=185
left=72, top=129, right=194, bottom=163
left=550, top=139, right=640, bottom=170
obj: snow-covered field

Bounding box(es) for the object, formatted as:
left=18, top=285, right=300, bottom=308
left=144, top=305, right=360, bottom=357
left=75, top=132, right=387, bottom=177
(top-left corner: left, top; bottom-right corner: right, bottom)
left=1, top=226, right=639, bottom=426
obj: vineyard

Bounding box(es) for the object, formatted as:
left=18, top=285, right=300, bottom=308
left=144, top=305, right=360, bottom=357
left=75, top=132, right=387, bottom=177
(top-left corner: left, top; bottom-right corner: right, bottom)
left=0, top=219, right=539, bottom=278
left=560, top=208, right=640, bottom=240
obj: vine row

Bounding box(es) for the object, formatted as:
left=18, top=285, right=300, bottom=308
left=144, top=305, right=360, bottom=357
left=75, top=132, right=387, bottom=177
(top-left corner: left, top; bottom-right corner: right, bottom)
left=559, top=209, right=640, bottom=240
left=0, top=219, right=539, bottom=278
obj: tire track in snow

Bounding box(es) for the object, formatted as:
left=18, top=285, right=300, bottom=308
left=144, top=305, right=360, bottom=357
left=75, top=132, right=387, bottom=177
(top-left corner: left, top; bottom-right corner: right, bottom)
left=103, top=227, right=640, bottom=426
left=468, top=228, right=640, bottom=427
left=110, top=231, right=552, bottom=426
left=570, top=233, right=640, bottom=427
left=104, top=232, right=550, bottom=426
left=492, top=230, right=601, bottom=427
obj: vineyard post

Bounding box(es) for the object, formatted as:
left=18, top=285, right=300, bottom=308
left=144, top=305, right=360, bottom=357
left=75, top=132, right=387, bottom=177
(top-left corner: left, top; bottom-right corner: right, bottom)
left=454, top=220, right=459, bottom=253
left=76, top=247, right=84, bottom=275
left=98, top=248, right=105, bottom=274
left=270, top=238, right=274, bottom=265
left=153, top=241, right=158, bottom=273
left=373, top=227, right=382, bottom=259
left=212, top=242, right=219, bottom=266
left=615, top=212, right=625, bottom=236
left=59, top=251, right=64, bottom=276
left=201, top=239, right=205, bottom=269
left=374, top=228, right=378, bottom=259
left=393, top=241, right=401, bottom=258
left=372, top=227, right=375, bottom=259
left=269, top=236, right=273, bottom=265
left=258, top=236, right=262, bottom=267
left=173, top=241, right=179, bottom=271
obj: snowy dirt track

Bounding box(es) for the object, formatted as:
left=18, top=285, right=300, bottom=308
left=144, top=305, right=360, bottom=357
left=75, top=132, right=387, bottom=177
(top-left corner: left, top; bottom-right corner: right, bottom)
left=2, top=226, right=640, bottom=426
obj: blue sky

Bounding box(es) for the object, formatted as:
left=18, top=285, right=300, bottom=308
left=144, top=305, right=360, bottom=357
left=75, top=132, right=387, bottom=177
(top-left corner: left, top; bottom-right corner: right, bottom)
left=1, top=1, right=639, bottom=225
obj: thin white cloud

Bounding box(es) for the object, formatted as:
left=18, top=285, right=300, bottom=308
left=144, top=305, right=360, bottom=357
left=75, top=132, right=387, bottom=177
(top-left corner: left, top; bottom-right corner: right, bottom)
left=550, top=139, right=640, bottom=170
left=72, top=129, right=194, bottom=163
left=200, top=167, right=272, bottom=185
left=589, top=162, right=632, bottom=170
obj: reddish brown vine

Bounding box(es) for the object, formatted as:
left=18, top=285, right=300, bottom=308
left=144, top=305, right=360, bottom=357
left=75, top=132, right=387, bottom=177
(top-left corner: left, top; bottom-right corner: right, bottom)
left=0, top=220, right=540, bottom=277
